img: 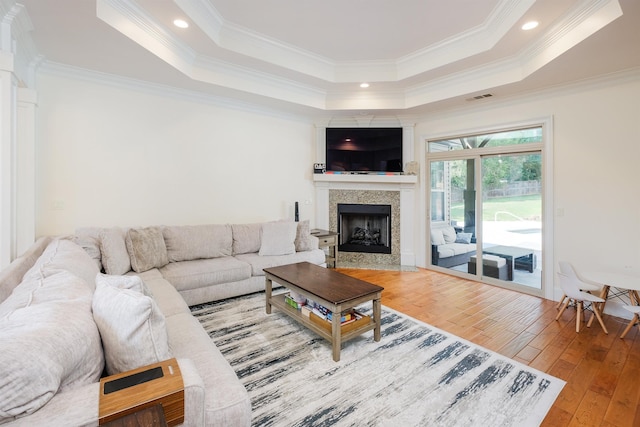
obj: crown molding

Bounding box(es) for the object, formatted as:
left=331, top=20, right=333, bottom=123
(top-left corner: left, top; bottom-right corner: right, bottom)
left=124, top=0, right=539, bottom=84
left=396, top=0, right=535, bottom=80
left=37, top=61, right=315, bottom=123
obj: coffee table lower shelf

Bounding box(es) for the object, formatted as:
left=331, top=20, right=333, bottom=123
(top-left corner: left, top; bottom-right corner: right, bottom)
left=269, top=293, right=376, bottom=344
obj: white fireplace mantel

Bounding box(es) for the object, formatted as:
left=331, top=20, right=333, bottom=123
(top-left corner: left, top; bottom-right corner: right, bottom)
left=313, top=173, right=418, bottom=267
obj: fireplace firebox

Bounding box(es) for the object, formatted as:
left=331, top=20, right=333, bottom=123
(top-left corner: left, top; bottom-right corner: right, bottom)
left=337, top=204, right=391, bottom=254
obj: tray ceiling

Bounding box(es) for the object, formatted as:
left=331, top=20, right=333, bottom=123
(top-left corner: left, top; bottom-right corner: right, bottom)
left=13, top=0, right=640, bottom=117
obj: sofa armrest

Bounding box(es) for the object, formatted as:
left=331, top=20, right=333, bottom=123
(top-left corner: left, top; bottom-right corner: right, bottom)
left=177, top=358, right=206, bottom=427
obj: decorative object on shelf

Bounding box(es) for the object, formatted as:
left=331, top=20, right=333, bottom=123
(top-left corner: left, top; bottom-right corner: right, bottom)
left=405, top=161, right=419, bottom=175
left=313, top=163, right=326, bottom=174
left=294, top=201, right=299, bottom=222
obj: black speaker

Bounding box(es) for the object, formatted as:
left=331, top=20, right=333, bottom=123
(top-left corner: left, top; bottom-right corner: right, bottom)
left=295, top=202, right=299, bottom=222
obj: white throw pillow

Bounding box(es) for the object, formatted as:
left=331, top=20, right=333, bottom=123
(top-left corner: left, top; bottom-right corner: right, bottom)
left=259, top=221, right=297, bottom=256
left=442, top=226, right=457, bottom=244
left=95, top=273, right=152, bottom=296
left=92, top=280, right=171, bottom=375
left=430, top=229, right=445, bottom=246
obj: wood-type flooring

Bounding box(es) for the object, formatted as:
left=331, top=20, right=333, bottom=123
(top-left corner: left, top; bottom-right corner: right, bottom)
left=337, top=267, right=640, bottom=427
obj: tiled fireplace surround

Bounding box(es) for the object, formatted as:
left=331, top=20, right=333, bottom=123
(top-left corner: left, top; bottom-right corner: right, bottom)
left=313, top=174, right=417, bottom=269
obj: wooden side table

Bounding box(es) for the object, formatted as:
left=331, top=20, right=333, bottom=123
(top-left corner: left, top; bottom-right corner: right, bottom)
left=99, top=358, right=184, bottom=427
left=312, top=229, right=339, bottom=268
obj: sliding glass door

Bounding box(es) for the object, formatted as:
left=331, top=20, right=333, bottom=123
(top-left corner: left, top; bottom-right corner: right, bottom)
left=428, top=127, right=543, bottom=292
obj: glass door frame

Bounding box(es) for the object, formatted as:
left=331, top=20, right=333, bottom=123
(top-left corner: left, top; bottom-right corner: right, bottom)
left=422, top=119, right=554, bottom=300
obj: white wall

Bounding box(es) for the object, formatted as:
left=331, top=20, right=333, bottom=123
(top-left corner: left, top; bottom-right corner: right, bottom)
left=35, top=73, right=317, bottom=235
left=33, top=68, right=640, bottom=312
left=414, top=71, right=640, bottom=313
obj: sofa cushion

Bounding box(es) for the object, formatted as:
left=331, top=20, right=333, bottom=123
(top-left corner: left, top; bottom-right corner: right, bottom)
left=294, top=220, right=313, bottom=252
left=21, top=238, right=100, bottom=291
left=442, top=226, right=457, bottom=244
left=132, top=270, right=190, bottom=318
left=0, top=236, right=53, bottom=304
left=259, top=221, right=297, bottom=256
left=437, top=242, right=477, bottom=259
left=92, top=279, right=171, bottom=376
left=159, top=257, right=252, bottom=292
left=74, top=227, right=104, bottom=271
left=99, top=227, right=131, bottom=275
left=0, top=271, right=104, bottom=422
left=235, top=249, right=327, bottom=276
left=163, top=225, right=232, bottom=262
left=126, top=227, right=169, bottom=273
left=231, top=223, right=262, bottom=255
left=430, top=229, right=445, bottom=246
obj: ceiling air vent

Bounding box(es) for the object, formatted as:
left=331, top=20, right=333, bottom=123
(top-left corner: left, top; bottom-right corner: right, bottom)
left=466, top=93, right=494, bottom=101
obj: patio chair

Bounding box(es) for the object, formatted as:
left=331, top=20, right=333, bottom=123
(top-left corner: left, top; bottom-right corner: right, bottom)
left=556, top=261, right=602, bottom=309
left=555, top=272, right=608, bottom=334
left=620, top=305, right=640, bottom=338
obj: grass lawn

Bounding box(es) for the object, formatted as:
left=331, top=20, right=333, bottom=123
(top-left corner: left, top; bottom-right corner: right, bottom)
left=451, top=194, right=541, bottom=222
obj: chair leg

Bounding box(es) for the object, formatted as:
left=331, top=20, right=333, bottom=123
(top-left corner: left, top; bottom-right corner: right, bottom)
left=576, top=301, right=583, bottom=332
left=591, top=304, right=608, bottom=334
left=620, top=314, right=639, bottom=338
left=556, top=294, right=567, bottom=310
left=555, top=298, right=571, bottom=321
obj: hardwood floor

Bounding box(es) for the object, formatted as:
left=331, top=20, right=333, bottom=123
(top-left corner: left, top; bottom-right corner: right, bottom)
left=337, top=267, right=640, bottom=427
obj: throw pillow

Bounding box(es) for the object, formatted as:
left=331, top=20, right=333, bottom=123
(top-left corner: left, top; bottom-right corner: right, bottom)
left=430, top=229, right=445, bottom=246
left=455, top=232, right=473, bottom=244
left=442, top=226, right=457, bottom=244
left=96, top=273, right=152, bottom=296
left=99, top=227, right=131, bottom=275
left=92, top=280, right=171, bottom=375
left=294, top=220, right=313, bottom=252
left=125, top=227, right=169, bottom=273
left=259, top=221, right=297, bottom=256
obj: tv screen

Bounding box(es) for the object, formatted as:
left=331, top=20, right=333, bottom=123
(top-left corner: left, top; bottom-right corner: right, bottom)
left=326, top=128, right=403, bottom=173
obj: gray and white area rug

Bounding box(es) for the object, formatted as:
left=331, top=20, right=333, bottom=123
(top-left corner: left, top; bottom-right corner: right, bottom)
left=191, top=292, right=564, bottom=427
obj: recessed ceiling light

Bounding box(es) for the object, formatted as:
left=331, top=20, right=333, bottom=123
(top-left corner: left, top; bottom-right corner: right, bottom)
left=521, top=21, right=539, bottom=31
left=173, top=19, right=189, bottom=29
left=360, top=83, right=370, bottom=88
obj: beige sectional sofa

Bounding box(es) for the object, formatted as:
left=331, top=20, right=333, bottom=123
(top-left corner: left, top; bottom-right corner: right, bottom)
left=0, top=220, right=325, bottom=426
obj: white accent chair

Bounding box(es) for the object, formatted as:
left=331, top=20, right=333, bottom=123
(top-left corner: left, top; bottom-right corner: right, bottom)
left=555, top=272, right=608, bottom=334
left=620, top=305, right=640, bottom=338
left=556, top=261, right=602, bottom=309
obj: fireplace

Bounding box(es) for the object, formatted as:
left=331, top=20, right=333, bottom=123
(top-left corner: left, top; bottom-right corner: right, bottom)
left=337, top=204, right=392, bottom=254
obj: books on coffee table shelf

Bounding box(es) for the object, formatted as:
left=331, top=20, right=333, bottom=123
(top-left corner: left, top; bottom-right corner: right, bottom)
left=283, top=292, right=370, bottom=332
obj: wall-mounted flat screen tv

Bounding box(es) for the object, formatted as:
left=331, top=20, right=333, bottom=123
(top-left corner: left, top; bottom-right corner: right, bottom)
left=326, top=128, right=403, bottom=173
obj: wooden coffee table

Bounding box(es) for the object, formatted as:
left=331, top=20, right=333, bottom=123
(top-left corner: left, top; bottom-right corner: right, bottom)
left=264, top=262, right=384, bottom=362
